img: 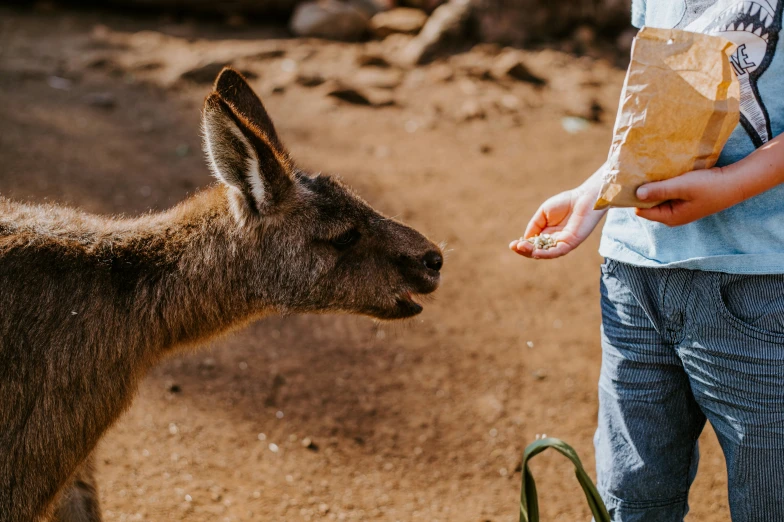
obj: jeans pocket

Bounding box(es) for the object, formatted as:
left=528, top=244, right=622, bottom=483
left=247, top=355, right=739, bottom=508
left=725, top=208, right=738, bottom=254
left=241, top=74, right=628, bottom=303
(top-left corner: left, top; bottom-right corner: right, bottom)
left=601, top=258, right=618, bottom=275
left=713, top=274, right=784, bottom=343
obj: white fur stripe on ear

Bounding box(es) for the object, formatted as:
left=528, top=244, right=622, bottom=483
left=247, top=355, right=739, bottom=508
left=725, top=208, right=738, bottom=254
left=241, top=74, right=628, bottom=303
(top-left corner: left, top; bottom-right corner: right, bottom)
left=228, top=125, right=265, bottom=210
left=202, top=107, right=266, bottom=215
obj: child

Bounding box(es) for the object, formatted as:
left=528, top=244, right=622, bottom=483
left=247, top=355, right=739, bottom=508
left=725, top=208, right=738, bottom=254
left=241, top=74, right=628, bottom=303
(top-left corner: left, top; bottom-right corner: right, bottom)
left=510, top=2, right=784, bottom=521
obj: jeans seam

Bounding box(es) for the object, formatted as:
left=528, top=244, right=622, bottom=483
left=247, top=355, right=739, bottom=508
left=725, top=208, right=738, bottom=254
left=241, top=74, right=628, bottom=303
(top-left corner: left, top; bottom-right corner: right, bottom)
left=680, top=422, right=701, bottom=520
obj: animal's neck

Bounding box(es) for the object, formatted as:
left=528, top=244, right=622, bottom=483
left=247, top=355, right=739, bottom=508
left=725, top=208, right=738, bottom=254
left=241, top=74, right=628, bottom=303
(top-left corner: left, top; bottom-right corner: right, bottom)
left=118, top=186, right=269, bottom=357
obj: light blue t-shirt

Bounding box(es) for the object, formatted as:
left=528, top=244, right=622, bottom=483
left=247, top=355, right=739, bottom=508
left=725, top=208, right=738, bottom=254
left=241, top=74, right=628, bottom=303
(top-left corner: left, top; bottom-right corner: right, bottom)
left=600, top=0, right=784, bottom=274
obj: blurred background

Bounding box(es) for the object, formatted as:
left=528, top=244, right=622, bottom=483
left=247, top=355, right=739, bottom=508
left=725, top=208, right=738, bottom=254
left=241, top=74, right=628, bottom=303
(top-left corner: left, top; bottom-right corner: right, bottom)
left=0, top=1, right=730, bottom=520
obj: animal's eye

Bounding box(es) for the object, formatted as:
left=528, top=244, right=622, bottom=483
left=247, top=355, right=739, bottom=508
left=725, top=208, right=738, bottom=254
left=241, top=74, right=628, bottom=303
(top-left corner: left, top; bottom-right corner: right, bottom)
left=330, top=229, right=361, bottom=250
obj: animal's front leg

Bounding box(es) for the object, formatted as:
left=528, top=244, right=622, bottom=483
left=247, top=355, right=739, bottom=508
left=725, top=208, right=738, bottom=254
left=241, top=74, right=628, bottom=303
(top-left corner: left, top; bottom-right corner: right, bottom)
left=51, top=453, right=102, bottom=522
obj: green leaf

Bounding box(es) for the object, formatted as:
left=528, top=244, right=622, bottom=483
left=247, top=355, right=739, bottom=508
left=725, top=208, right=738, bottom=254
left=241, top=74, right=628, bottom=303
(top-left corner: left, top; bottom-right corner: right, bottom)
left=519, top=437, right=610, bottom=522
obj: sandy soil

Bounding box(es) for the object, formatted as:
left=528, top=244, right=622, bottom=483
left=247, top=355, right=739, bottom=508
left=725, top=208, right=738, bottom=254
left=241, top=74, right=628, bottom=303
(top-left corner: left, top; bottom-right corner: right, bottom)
left=0, top=7, right=731, bottom=521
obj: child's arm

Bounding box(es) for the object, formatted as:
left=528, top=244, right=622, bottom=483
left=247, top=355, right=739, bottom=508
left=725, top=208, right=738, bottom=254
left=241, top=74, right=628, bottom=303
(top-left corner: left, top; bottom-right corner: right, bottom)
left=635, top=133, right=784, bottom=226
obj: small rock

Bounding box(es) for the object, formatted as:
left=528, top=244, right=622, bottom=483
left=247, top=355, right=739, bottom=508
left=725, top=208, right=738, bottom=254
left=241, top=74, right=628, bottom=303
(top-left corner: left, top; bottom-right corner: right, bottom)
left=251, top=49, right=286, bottom=61
left=47, top=76, right=72, bottom=91
left=370, top=8, right=428, bottom=38
left=327, top=85, right=372, bottom=105
left=353, top=68, right=403, bottom=89
left=427, top=63, right=454, bottom=82
left=348, top=0, right=391, bottom=17
left=357, top=53, right=392, bottom=67
left=471, top=42, right=502, bottom=56
left=498, top=94, right=520, bottom=112
left=297, top=72, right=326, bottom=87
left=83, top=92, right=116, bottom=109
left=457, top=99, right=485, bottom=121
left=492, top=54, right=546, bottom=85
left=326, top=82, right=395, bottom=107
left=561, top=116, right=591, bottom=134
left=181, top=62, right=227, bottom=84
left=290, top=0, right=370, bottom=42
left=479, top=144, right=492, bottom=154
left=399, top=0, right=472, bottom=65
left=301, top=437, right=319, bottom=451
left=168, top=383, right=182, bottom=394
left=533, top=369, right=548, bottom=381
left=181, top=63, right=258, bottom=84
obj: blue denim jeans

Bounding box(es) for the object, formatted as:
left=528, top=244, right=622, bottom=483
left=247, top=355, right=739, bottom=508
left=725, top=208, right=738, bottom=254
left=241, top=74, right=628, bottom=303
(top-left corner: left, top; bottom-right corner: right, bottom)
left=597, top=259, right=784, bottom=522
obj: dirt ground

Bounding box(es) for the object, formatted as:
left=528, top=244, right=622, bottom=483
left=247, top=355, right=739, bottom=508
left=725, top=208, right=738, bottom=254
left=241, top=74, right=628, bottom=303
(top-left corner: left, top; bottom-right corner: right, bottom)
left=0, top=7, right=732, bottom=521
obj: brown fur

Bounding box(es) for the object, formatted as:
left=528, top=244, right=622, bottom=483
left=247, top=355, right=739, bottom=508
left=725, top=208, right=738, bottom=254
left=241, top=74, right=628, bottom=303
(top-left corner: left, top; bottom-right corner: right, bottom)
left=0, top=68, right=442, bottom=522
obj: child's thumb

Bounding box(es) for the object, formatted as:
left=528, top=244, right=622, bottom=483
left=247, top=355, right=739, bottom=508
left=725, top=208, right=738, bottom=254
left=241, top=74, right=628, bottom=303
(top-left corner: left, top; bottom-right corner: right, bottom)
left=637, top=178, right=684, bottom=202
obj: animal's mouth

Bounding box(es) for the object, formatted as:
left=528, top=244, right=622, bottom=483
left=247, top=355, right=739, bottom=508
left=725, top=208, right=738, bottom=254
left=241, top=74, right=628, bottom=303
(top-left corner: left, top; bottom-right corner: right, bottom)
left=368, top=287, right=435, bottom=320
left=395, top=290, right=424, bottom=317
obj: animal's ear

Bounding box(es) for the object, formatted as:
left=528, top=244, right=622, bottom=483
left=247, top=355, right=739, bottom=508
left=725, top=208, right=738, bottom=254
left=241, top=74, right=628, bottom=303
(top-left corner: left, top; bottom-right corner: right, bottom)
left=213, top=67, right=285, bottom=153
left=202, top=93, right=294, bottom=224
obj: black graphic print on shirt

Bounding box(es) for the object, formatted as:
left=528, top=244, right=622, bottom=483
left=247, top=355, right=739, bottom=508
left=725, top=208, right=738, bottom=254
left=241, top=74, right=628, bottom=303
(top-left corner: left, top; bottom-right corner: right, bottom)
left=674, top=0, right=782, bottom=147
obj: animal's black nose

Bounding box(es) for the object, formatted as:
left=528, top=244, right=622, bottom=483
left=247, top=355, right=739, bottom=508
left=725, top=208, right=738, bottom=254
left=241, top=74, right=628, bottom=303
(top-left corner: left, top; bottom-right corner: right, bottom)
left=422, top=251, right=443, bottom=272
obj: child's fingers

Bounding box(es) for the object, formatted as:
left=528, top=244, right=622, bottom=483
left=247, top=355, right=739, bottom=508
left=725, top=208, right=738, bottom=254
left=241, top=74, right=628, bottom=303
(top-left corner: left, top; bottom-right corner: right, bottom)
left=523, top=206, right=549, bottom=238
left=635, top=202, right=684, bottom=226
left=637, top=177, right=691, bottom=202
left=510, top=240, right=535, bottom=258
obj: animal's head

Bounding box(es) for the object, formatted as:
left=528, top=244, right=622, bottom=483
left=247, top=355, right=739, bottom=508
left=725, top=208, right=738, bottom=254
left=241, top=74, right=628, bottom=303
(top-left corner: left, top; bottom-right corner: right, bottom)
left=201, top=68, right=442, bottom=320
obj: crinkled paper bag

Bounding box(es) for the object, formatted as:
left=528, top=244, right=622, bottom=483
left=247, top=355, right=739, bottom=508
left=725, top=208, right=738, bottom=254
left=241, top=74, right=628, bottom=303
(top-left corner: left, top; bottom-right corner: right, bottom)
left=594, top=27, right=740, bottom=210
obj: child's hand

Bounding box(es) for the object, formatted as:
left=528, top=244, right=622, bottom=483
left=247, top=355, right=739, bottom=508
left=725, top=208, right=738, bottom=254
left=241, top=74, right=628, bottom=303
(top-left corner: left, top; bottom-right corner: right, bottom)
left=634, top=168, right=744, bottom=226
left=636, top=137, right=784, bottom=226
left=510, top=179, right=607, bottom=260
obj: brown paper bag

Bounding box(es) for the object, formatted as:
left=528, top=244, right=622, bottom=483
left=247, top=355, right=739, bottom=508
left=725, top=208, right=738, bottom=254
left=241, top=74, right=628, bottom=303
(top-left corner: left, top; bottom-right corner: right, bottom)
left=594, top=27, right=740, bottom=210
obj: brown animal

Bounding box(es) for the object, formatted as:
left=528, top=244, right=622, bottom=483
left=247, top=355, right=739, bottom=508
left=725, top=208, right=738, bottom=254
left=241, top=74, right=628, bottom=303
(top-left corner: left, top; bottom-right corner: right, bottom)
left=0, top=68, right=442, bottom=522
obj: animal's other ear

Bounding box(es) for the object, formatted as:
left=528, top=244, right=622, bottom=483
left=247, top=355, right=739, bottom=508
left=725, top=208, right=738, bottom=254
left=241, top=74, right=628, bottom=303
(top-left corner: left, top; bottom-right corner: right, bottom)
left=213, top=67, right=285, bottom=153
left=202, top=93, right=294, bottom=224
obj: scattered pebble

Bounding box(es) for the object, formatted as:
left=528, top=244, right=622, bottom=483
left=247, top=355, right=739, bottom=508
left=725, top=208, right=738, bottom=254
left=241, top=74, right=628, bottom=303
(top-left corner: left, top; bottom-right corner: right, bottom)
left=301, top=437, right=319, bottom=451
left=47, top=76, right=72, bottom=91
left=280, top=58, right=298, bottom=73
left=561, top=116, right=591, bottom=134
